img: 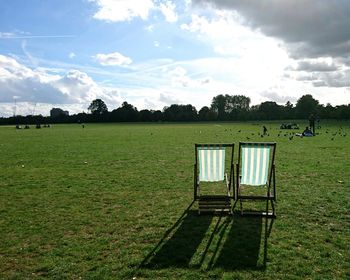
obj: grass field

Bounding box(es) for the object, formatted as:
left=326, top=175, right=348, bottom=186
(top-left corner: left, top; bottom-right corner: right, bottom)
left=0, top=121, right=349, bottom=279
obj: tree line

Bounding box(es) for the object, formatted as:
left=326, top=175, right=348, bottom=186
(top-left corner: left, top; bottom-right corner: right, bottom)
left=1, top=94, right=349, bottom=125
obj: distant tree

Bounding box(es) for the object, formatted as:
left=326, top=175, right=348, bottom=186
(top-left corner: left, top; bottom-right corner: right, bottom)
left=50, top=108, right=69, bottom=118
left=181, top=104, right=197, bottom=121
left=227, top=95, right=251, bottom=111
left=139, top=109, right=152, bottom=122
left=283, top=101, right=294, bottom=119
left=211, top=94, right=251, bottom=120
left=111, top=102, right=138, bottom=122
left=163, top=104, right=197, bottom=121
left=228, top=95, right=251, bottom=120
left=198, top=106, right=217, bottom=121
left=211, top=94, right=227, bottom=120
left=163, top=105, right=178, bottom=121
left=256, top=101, right=282, bottom=120
left=88, top=99, right=108, bottom=115
left=317, top=103, right=335, bottom=119
left=333, top=104, right=350, bottom=119
left=151, top=110, right=163, bottom=122
left=295, top=94, right=319, bottom=119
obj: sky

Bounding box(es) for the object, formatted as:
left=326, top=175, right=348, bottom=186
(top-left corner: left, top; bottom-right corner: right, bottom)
left=0, top=0, right=349, bottom=117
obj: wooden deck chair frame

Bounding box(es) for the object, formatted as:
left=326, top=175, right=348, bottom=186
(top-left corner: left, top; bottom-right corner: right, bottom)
left=194, top=143, right=234, bottom=214
left=235, top=142, right=276, bottom=218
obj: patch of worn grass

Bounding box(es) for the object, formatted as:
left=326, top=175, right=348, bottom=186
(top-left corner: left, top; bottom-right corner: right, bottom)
left=0, top=121, right=349, bottom=279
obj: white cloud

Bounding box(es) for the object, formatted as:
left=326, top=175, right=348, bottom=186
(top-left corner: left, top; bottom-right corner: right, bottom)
left=69, top=52, right=76, bottom=59
left=169, top=66, right=212, bottom=88
left=260, top=91, right=297, bottom=103
left=0, top=55, right=123, bottom=116
left=159, top=92, right=181, bottom=105
left=0, top=32, right=15, bottom=38
left=145, top=24, right=155, bottom=32
left=90, top=0, right=180, bottom=23
left=180, top=11, right=288, bottom=65
left=94, top=52, right=132, bottom=66
left=181, top=12, right=291, bottom=92
left=159, top=1, right=178, bottom=22
left=90, top=0, right=155, bottom=22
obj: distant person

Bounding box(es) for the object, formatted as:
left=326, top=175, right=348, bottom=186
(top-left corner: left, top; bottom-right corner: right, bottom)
left=302, top=126, right=313, bottom=137
left=263, top=125, right=268, bottom=136
left=309, top=114, right=316, bottom=135
left=295, top=127, right=313, bottom=137
left=316, top=117, right=321, bottom=129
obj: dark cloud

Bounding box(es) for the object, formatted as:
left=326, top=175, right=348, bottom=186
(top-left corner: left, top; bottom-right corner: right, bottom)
left=315, top=70, right=350, bottom=87
left=339, top=56, right=350, bottom=66
left=312, top=80, right=327, bottom=87
left=296, top=70, right=350, bottom=87
left=193, top=0, right=350, bottom=59
left=195, top=0, right=350, bottom=89
left=296, top=60, right=339, bottom=72
left=295, top=74, right=317, bottom=81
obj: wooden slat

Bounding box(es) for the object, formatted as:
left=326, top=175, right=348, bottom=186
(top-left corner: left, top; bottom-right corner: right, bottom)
left=199, top=208, right=231, bottom=213
left=238, top=195, right=275, bottom=200
left=240, top=211, right=276, bottom=218
left=198, top=195, right=231, bottom=212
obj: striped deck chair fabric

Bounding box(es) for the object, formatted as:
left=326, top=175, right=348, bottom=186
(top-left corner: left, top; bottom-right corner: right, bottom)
left=235, top=142, right=277, bottom=217
left=197, top=146, right=225, bottom=182
left=194, top=144, right=234, bottom=214
left=240, top=143, right=271, bottom=186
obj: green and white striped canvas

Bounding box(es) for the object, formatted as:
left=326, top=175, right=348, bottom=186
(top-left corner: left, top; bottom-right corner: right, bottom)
left=198, top=146, right=225, bottom=182
left=241, top=144, right=270, bottom=186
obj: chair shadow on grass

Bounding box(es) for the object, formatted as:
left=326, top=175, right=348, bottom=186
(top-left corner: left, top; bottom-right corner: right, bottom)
left=141, top=200, right=213, bottom=268
left=140, top=200, right=274, bottom=271
left=209, top=214, right=274, bottom=271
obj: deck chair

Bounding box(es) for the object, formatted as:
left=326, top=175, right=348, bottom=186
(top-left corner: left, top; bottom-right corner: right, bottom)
left=194, top=144, right=234, bottom=214
left=235, top=142, right=276, bottom=218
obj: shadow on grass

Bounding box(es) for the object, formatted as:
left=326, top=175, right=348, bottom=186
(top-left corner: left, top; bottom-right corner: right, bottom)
left=141, top=201, right=213, bottom=268
left=141, top=201, right=274, bottom=271
left=210, top=215, right=274, bottom=271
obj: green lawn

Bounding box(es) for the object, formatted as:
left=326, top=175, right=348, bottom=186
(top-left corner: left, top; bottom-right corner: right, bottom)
left=0, top=121, right=349, bottom=279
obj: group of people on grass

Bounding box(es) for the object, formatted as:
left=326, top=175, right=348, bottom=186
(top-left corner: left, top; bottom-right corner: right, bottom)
left=263, top=113, right=317, bottom=138
left=297, top=114, right=316, bottom=137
